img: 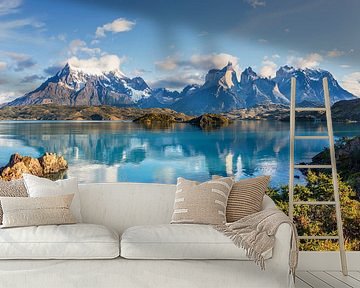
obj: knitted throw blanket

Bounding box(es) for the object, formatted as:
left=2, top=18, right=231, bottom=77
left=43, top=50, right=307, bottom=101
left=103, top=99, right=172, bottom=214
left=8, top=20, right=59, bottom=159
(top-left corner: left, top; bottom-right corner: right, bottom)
left=214, top=208, right=298, bottom=276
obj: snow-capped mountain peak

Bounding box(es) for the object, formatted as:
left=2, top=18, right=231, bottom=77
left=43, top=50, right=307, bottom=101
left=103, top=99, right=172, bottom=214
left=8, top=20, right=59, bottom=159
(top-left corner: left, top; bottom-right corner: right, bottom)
left=204, top=61, right=238, bottom=89
left=4, top=62, right=356, bottom=114
left=6, top=63, right=151, bottom=106
left=240, top=67, right=259, bottom=84
left=274, top=65, right=356, bottom=105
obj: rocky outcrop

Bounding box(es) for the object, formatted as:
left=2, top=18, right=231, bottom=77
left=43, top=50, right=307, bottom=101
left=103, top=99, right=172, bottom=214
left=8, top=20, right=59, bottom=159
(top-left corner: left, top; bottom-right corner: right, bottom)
left=188, top=114, right=232, bottom=129
left=0, top=153, right=68, bottom=181
left=133, top=112, right=187, bottom=124
left=329, top=98, right=360, bottom=122
left=133, top=111, right=192, bottom=129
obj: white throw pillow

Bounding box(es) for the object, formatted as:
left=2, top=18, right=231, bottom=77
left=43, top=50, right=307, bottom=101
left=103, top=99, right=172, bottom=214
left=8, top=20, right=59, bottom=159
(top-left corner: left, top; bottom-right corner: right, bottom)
left=23, top=174, right=82, bottom=222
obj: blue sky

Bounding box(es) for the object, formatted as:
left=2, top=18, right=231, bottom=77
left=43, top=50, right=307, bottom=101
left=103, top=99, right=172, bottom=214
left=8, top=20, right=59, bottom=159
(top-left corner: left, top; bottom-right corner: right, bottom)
left=0, top=0, right=359, bottom=103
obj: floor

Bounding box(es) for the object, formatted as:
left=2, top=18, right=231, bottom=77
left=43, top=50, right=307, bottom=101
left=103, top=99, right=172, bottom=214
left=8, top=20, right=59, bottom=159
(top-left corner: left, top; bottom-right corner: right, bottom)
left=296, top=271, right=360, bottom=288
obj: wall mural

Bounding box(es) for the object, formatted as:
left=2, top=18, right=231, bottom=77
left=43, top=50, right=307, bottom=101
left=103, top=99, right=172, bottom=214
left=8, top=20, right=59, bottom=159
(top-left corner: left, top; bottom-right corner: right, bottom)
left=0, top=0, right=359, bottom=250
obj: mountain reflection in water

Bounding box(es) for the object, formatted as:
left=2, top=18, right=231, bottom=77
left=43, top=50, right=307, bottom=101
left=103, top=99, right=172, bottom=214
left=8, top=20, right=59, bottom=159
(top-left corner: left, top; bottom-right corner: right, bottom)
left=0, top=120, right=359, bottom=187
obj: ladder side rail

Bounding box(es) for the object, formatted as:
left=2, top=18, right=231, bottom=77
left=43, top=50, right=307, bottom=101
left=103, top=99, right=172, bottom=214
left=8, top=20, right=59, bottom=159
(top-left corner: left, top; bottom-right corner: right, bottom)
left=323, top=77, right=348, bottom=276
left=289, top=77, right=296, bottom=221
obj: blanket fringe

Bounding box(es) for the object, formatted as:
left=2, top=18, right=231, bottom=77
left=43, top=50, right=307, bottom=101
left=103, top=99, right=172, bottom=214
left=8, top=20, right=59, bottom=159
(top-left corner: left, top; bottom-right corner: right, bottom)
left=214, top=225, right=266, bottom=270
left=214, top=209, right=298, bottom=274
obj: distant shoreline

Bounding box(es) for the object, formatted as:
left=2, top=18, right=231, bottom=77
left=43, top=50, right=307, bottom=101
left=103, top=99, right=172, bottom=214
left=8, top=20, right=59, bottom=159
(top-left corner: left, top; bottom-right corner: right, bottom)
left=0, top=101, right=359, bottom=123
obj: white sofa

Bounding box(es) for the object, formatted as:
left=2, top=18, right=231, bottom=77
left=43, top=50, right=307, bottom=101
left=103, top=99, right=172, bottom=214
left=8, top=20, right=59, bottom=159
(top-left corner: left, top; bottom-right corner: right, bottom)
left=0, top=182, right=294, bottom=288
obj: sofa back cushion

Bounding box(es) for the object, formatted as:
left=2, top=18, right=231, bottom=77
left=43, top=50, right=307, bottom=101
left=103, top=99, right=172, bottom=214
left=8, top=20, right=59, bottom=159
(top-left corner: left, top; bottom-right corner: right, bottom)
left=0, top=179, right=28, bottom=224
left=77, top=182, right=276, bottom=235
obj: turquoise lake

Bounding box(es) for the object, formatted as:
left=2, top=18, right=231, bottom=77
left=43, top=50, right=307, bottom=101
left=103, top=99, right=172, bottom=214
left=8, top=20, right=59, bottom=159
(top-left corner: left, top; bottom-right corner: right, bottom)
left=0, top=120, right=359, bottom=187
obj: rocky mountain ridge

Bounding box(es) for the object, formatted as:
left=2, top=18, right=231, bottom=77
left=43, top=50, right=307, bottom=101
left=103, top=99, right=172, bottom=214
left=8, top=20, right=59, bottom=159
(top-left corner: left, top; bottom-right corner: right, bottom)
left=4, top=62, right=357, bottom=114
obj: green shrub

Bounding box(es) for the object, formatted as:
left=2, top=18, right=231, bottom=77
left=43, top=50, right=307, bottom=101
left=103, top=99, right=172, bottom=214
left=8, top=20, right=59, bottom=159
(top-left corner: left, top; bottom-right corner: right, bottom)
left=267, top=171, right=360, bottom=251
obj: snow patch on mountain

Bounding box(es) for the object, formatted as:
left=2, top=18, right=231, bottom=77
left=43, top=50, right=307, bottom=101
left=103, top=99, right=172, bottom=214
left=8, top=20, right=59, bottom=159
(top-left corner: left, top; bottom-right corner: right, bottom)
left=4, top=62, right=356, bottom=113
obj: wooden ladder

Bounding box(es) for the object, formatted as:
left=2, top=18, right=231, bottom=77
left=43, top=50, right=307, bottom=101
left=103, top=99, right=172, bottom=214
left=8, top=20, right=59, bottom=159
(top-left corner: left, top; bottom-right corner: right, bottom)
left=288, top=77, right=348, bottom=275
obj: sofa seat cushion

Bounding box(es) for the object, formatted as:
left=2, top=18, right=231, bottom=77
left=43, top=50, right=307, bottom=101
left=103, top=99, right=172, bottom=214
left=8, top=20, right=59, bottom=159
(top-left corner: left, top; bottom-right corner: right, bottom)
left=121, top=224, right=272, bottom=260
left=0, top=224, right=119, bottom=259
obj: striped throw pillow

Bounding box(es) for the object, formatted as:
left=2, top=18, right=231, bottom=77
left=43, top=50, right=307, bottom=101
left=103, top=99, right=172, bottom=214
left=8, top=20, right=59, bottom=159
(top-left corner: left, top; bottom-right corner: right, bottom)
left=213, top=175, right=270, bottom=222
left=171, top=177, right=234, bottom=225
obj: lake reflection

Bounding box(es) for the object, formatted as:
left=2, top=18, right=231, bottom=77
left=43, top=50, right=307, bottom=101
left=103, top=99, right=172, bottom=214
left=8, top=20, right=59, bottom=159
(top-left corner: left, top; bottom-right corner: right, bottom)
left=0, top=120, right=359, bottom=187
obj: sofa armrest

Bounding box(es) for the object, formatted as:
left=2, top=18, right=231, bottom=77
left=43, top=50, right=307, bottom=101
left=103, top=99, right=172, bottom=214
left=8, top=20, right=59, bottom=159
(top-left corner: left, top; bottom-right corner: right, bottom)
left=271, top=222, right=292, bottom=267
left=267, top=222, right=295, bottom=288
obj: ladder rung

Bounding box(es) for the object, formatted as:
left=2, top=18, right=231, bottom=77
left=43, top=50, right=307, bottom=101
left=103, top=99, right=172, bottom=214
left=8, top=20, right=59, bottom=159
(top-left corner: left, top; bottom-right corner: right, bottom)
left=298, top=236, right=339, bottom=240
left=294, top=164, right=332, bottom=169
left=293, top=201, right=336, bottom=205
left=295, top=108, right=326, bottom=112
left=294, top=135, right=329, bottom=140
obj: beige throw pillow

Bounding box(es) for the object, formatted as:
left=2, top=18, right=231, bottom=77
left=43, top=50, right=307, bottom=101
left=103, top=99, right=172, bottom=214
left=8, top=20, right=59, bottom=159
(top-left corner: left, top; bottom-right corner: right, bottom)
left=213, top=175, right=270, bottom=222
left=171, top=177, right=234, bottom=225
left=0, top=194, right=76, bottom=228
left=0, top=179, right=28, bottom=224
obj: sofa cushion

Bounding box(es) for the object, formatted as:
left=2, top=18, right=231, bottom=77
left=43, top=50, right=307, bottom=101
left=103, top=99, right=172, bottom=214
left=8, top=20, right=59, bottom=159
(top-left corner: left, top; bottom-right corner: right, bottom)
left=213, top=175, right=270, bottom=222
left=23, top=174, right=82, bottom=222
left=0, top=223, right=119, bottom=259
left=0, top=194, right=76, bottom=228
left=171, top=177, right=234, bottom=225
left=121, top=224, right=272, bottom=260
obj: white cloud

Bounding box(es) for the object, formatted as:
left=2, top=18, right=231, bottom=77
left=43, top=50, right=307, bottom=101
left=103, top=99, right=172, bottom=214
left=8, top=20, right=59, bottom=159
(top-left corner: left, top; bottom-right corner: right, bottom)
left=150, top=72, right=203, bottom=90
left=68, top=39, right=101, bottom=56
left=327, top=49, right=345, bottom=57
left=0, top=18, right=45, bottom=41
left=189, top=53, right=241, bottom=75
left=4, top=51, right=36, bottom=71
left=244, top=0, right=266, bottom=8
left=155, top=53, right=241, bottom=75
left=0, top=61, right=7, bottom=70
left=67, top=55, right=125, bottom=76
left=0, top=91, right=17, bottom=104
left=340, top=64, right=350, bottom=68
left=0, top=18, right=44, bottom=30
left=155, top=56, right=178, bottom=71
left=131, top=68, right=150, bottom=77
left=287, top=53, right=323, bottom=69
left=153, top=53, right=241, bottom=89
left=0, top=0, right=22, bottom=16
left=57, top=33, right=66, bottom=42
left=258, top=38, right=268, bottom=44
left=260, top=59, right=277, bottom=78
left=95, top=18, right=135, bottom=38
left=5, top=51, right=28, bottom=61
left=342, top=72, right=360, bottom=97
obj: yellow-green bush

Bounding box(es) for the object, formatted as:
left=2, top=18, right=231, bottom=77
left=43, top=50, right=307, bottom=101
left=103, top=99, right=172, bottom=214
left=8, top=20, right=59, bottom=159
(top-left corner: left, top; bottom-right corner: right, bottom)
left=267, top=171, right=360, bottom=251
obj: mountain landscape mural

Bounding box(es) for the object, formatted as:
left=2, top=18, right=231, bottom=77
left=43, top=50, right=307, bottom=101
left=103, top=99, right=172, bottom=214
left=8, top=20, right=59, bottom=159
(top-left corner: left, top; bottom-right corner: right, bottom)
left=3, top=62, right=356, bottom=115
left=0, top=0, right=359, bottom=257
